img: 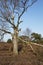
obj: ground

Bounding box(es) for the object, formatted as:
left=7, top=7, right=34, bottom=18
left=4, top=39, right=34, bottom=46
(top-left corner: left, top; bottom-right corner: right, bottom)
left=0, top=42, right=43, bottom=65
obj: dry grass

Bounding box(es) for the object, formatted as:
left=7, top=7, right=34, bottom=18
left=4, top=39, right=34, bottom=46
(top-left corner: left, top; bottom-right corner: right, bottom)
left=0, top=42, right=43, bottom=65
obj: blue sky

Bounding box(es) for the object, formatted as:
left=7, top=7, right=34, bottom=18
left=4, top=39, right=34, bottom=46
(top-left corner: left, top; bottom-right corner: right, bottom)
left=20, top=0, right=43, bottom=36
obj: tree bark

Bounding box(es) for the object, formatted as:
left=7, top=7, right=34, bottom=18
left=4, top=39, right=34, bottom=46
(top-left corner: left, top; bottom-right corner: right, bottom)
left=12, top=29, right=18, bottom=55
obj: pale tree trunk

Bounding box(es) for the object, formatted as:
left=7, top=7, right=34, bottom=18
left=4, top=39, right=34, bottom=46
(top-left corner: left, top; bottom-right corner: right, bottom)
left=12, top=29, right=18, bottom=55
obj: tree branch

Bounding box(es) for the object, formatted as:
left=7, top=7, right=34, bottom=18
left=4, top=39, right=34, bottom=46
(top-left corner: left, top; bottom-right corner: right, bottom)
left=26, top=0, right=37, bottom=10
left=17, top=0, right=37, bottom=27
left=17, top=8, right=25, bottom=27
left=0, top=16, right=16, bottom=28
left=0, top=29, right=11, bottom=34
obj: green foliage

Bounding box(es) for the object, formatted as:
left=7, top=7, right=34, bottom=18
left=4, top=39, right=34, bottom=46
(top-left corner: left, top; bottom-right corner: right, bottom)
left=7, top=39, right=12, bottom=43
left=31, top=33, right=43, bottom=44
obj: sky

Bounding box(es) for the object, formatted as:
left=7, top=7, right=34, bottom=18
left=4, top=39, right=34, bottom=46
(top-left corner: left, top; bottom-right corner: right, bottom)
left=20, top=0, right=43, bottom=36
left=3, top=0, right=43, bottom=41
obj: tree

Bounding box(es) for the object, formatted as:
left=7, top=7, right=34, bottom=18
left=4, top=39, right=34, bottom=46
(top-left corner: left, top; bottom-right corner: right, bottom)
left=7, top=39, right=12, bottom=43
left=22, top=28, right=31, bottom=42
left=31, top=32, right=42, bottom=43
left=23, top=28, right=31, bottom=37
left=0, top=0, right=37, bottom=55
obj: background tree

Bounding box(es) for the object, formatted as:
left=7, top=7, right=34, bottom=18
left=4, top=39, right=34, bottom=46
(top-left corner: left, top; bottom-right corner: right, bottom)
left=23, top=28, right=31, bottom=37
left=22, top=28, right=31, bottom=42
left=0, top=0, right=37, bottom=55
left=7, top=39, right=12, bottom=43
left=31, top=32, right=42, bottom=43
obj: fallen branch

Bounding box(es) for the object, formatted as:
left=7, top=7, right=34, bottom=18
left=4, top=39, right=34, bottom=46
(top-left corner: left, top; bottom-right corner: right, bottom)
left=18, top=37, right=43, bottom=54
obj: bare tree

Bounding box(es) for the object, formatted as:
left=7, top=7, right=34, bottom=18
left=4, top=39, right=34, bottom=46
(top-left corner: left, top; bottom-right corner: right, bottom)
left=23, top=28, right=31, bottom=37
left=0, top=0, right=37, bottom=55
